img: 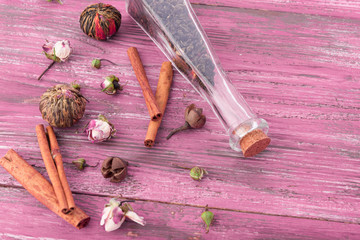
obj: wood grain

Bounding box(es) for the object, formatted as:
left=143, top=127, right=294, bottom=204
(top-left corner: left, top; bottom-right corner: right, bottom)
left=0, top=187, right=359, bottom=239
left=0, top=0, right=359, bottom=238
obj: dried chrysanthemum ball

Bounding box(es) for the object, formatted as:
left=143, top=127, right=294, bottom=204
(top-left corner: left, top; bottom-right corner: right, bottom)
left=80, top=3, right=122, bottom=41
left=39, top=84, right=88, bottom=128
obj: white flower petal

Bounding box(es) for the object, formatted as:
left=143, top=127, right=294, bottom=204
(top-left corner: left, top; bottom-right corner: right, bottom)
left=104, top=216, right=125, bottom=232
left=126, top=211, right=146, bottom=226
left=100, top=206, right=112, bottom=226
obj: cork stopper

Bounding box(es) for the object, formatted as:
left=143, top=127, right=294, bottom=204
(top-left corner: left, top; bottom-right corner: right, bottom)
left=240, top=129, right=271, bottom=157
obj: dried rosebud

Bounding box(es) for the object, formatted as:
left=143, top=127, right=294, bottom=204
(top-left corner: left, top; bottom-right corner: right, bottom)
left=85, top=114, right=116, bottom=143
left=72, top=158, right=86, bottom=170
left=201, top=205, right=214, bottom=233
left=101, top=75, right=123, bottom=95
left=39, top=40, right=72, bottom=80
left=167, top=103, right=206, bottom=140
left=185, top=104, right=206, bottom=129
left=101, top=157, right=128, bottom=183
left=92, top=58, right=101, bottom=69
left=190, top=166, right=208, bottom=181
left=43, top=40, right=72, bottom=62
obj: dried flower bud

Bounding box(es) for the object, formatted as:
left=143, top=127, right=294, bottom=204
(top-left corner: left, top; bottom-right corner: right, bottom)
left=167, top=103, right=206, bottom=140
left=72, top=158, right=86, bottom=170
left=92, top=58, right=101, bottom=69
left=101, top=157, right=128, bottom=183
left=43, top=40, right=72, bottom=62
left=185, top=104, right=206, bottom=129
left=85, top=114, right=116, bottom=143
left=201, top=205, right=214, bottom=233
left=190, top=166, right=208, bottom=181
left=101, top=75, right=123, bottom=95
left=39, top=40, right=72, bottom=80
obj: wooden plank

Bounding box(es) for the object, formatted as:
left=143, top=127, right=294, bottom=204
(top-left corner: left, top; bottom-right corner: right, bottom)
left=0, top=187, right=359, bottom=239
left=0, top=0, right=359, bottom=230
left=193, top=0, right=360, bottom=19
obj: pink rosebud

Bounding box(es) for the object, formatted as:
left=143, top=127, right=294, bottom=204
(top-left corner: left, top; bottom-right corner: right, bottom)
left=54, top=40, right=72, bottom=62
left=85, top=114, right=116, bottom=143
left=39, top=40, right=72, bottom=80
left=100, top=75, right=123, bottom=95
left=42, top=41, right=54, bottom=55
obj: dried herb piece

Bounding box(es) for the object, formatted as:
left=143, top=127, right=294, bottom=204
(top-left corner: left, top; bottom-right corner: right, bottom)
left=201, top=205, right=214, bottom=233
left=101, top=157, right=128, bottom=183
left=167, top=104, right=206, bottom=139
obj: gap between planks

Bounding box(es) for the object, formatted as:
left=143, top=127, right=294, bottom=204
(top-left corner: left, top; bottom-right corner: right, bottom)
left=1, top=184, right=358, bottom=226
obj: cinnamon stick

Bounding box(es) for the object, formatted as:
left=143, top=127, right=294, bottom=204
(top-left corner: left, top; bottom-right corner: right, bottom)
left=144, top=62, right=173, bottom=147
left=46, top=126, right=75, bottom=213
left=36, top=124, right=68, bottom=214
left=0, top=149, right=90, bottom=229
left=127, top=47, right=162, bottom=120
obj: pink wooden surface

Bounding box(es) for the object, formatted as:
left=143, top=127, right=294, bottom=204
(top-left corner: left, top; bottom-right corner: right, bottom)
left=0, top=0, right=359, bottom=239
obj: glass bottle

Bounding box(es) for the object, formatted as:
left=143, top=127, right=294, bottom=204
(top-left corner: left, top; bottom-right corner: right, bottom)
left=126, top=0, right=270, bottom=156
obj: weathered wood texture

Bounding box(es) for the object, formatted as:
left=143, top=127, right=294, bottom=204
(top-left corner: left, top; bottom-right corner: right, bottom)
left=0, top=0, right=359, bottom=238
left=0, top=187, right=359, bottom=239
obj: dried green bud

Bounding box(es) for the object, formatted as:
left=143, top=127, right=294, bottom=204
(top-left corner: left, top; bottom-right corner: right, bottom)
left=201, top=206, right=214, bottom=233
left=190, top=166, right=208, bottom=181
left=73, top=158, right=86, bottom=170
left=185, top=104, right=206, bottom=129
left=72, top=83, right=81, bottom=91
left=101, top=157, right=128, bottom=183
left=92, top=58, right=101, bottom=69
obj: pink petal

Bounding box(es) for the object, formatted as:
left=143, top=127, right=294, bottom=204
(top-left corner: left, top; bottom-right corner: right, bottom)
left=112, top=207, right=124, bottom=224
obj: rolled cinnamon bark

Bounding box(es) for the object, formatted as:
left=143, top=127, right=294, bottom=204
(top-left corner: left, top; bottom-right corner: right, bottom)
left=36, top=124, right=68, bottom=214
left=0, top=149, right=90, bottom=229
left=46, top=126, right=75, bottom=213
left=127, top=47, right=162, bottom=120
left=144, top=61, right=173, bottom=147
